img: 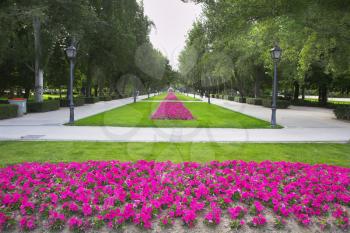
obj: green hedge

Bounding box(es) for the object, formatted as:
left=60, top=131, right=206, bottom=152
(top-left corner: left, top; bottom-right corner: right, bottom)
left=0, top=100, right=9, bottom=104
left=246, top=98, right=263, bottom=105
left=234, top=97, right=246, bottom=103
left=334, top=107, right=350, bottom=121
left=111, top=95, right=121, bottom=100
left=99, top=96, right=112, bottom=101
left=0, top=104, right=18, bottom=119
left=262, top=99, right=290, bottom=109
left=228, top=96, right=235, bottom=101
left=59, top=97, right=85, bottom=107
left=292, top=100, right=350, bottom=109
left=27, top=100, right=60, bottom=113
left=84, top=97, right=100, bottom=104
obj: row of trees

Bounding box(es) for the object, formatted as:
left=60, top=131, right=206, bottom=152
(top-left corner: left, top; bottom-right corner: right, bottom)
left=179, top=0, right=350, bottom=104
left=0, top=0, right=176, bottom=102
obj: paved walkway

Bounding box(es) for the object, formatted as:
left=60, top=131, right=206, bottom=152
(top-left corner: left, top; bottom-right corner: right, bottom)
left=205, top=97, right=350, bottom=129
left=0, top=95, right=149, bottom=126
left=0, top=96, right=349, bottom=143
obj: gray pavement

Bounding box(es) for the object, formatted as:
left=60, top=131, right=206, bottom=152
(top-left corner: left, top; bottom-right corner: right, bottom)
left=205, top=98, right=350, bottom=129
left=0, top=96, right=349, bottom=143
left=0, top=95, right=148, bottom=126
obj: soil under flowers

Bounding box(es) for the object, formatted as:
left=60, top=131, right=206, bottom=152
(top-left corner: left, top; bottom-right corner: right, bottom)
left=0, top=160, right=349, bottom=232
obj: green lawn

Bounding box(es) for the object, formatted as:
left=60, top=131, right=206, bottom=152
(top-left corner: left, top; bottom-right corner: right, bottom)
left=0, top=141, right=349, bottom=167
left=144, top=92, right=201, bottom=101
left=74, top=101, right=271, bottom=128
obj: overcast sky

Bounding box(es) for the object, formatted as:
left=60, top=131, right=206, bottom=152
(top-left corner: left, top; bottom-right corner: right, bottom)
left=143, top=0, right=202, bottom=70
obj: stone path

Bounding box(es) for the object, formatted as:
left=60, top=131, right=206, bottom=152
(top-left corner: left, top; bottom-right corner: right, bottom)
left=0, top=95, right=349, bottom=143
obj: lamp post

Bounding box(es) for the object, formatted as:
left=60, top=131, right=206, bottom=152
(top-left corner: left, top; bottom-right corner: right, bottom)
left=270, top=45, right=282, bottom=128
left=65, top=45, right=77, bottom=124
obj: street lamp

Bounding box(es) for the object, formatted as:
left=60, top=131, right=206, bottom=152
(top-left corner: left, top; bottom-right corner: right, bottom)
left=270, top=45, right=282, bottom=128
left=65, top=45, right=77, bottom=124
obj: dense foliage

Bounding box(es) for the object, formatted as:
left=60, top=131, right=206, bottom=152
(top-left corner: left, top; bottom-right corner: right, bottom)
left=0, top=0, right=176, bottom=100
left=179, top=0, right=350, bottom=103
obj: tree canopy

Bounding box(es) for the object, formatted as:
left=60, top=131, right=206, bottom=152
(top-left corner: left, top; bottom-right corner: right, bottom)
left=0, top=0, right=176, bottom=99
left=179, top=0, right=350, bottom=102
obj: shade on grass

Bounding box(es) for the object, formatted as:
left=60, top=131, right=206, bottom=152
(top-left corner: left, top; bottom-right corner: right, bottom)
left=0, top=141, right=349, bottom=167
left=74, top=102, right=271, bottom=128
left=144, top=93, right=201, bottom=101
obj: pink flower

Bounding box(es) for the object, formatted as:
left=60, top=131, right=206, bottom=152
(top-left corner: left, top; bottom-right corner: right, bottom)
left=0, top=160, right=349, bottom=230
left=0, top=213, right=7, bottom=230
left=250, top=214, right=267, bottom=227
left=204, top=204, right=221, bottom=225
left=228, top=206, right=247, bottom=219
left=164, top=92, right=178, bottom=101
left=82, top=203, right=92, bottom=216
left=19, top=216, right=36, bottom=231
left=151, top=102, right=194, bottom=120
left=20, top=201, right=35, bottom=215
left=182, top=209, right=197, bottom=227
left=68, top=217, right=83, bottom=230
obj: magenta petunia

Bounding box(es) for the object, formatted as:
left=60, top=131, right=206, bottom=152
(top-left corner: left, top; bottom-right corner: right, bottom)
left=151, top=101, right=194, bottom=120
left=0, top=160, right=349, bottom=231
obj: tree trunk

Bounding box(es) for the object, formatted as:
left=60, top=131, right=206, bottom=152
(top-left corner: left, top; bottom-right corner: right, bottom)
left=24, top=88, right=30, bottom=99
left=319, top=85, right=328, bottom=105
left=301, top=85, right=305, bottom=100
left=133, top=87, right=137, bottom=103
left=93, top=85, right=98, bottom=97
left=293, top=81, right=300, bottom=101
left=33, top=16, right=43, bottom=103
left=254, top=65, right=263, bottom=98
left=208, top=90, right=211, bottom=104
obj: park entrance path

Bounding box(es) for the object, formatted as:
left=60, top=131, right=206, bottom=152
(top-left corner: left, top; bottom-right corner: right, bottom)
left=0, top=95, right=349, bottom=143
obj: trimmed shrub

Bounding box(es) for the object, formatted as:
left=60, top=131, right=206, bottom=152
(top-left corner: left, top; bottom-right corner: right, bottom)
left=84, top=97, right=100, bottom=104
left=0, top=100, right=9, bottom=104
left=111, top=95, right=121, bottom=100
left=0, top=104, right=18, bottom=119
left=228, top=96, right=235, bottom=101
left=334, top=107, right=350, bottom=121
left=211, top=94, right=216, bottom=98
left=262, top=99, right=290, bottom=109
left=246, top=98, right=263, bottom=105
left=292, top=100, right=350, bottom=109
left=99, top=96, right=112, bottom=101
left=234, top=97, right=246, bottom=103
left=27, top=100, right=60, bottom=113
left=59, top=97, right=85, bottom=107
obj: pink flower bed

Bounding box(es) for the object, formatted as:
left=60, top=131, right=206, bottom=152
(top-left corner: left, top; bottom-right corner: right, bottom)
left=164, top=92, right=178, bottom=101
left=151, top=102, right=194, bottom=120
left=0, top=161, right=349, bottom=231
